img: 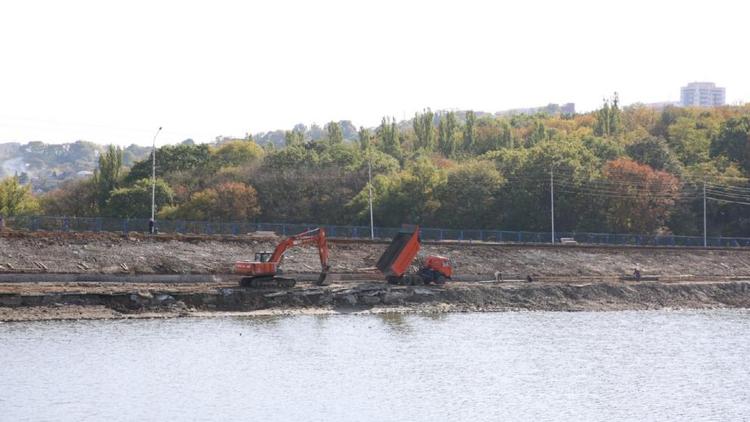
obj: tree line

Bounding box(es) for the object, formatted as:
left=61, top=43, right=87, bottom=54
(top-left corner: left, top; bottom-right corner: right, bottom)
left=3, top=97, right=750, bottom=237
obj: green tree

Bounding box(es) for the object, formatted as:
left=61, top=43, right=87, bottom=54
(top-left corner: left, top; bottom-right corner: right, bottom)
left=0, top=176, right=40, bottom=216
left=528, top=121, right=547, bottom=146
left=666, top=117, right=711, bottom=165
left=377, top=117, right=401, bottom=160
left=358, top=126, right=372, bottom=152
left=125, top=144, right=212, bottom=184
left=284, top=129, right=304, bottom=147
left=212, top=140, right=264, bottom=167
left=463, top=110, right=476, bottom=152
left=434, top=161, right=504, bottom=228
left=325, top=121, right=343, bottom=145
left=413, top=109, right=436, bottom=151
left=710, top=116, right=750, bottom=172
left=93, top=145, right=123, bottom=209
left=594, top=93, right=621, bottom=137
left=350, top=157, right=445, bottom=226
left=437, top=112, right=459, bottom=157
left=105, top=179, right=174, bottom=218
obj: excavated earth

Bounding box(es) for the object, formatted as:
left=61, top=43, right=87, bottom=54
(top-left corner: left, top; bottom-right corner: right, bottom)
left=2, top=230, right=750, bottom=321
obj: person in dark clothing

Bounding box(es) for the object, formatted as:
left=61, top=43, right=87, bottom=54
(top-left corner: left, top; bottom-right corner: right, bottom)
left=148, top=218, right=155, bottom=235
left=633, top=268, right=641, bottom=282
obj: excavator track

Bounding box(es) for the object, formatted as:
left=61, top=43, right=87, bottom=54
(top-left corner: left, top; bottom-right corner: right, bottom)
left=240, top=276, right=296, bottom=289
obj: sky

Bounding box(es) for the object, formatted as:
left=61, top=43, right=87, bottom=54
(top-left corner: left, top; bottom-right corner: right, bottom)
left=0, top=0, right=748, bottom=146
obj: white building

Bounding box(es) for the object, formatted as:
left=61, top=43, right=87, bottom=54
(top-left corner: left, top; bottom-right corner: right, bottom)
left=680, top=82, right=725, bottom=107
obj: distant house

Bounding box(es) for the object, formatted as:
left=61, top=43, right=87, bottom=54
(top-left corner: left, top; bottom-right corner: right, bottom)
left=76, top=170, right=94, bottom=177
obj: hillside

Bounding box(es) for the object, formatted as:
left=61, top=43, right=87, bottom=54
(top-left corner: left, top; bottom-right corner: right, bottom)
left=0, top=141, right=150, bottom=192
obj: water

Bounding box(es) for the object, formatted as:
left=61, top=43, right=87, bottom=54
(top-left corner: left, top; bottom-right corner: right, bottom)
left=2, top=310, right=749, bottom=422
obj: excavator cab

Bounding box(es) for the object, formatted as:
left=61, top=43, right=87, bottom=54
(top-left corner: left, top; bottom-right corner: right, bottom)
left=255, top=252, right=273, bottom=263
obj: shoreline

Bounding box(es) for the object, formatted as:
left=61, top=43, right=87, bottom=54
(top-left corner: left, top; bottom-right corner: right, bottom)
left=2, top=280, right=749, bottom=322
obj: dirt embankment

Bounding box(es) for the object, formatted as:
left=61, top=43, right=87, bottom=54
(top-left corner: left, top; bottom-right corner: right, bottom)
left=3, top=230, right=750, bottom=321
left=2, top=280, right=750, bottom=322
left=4, top=230, right=750, bottom=277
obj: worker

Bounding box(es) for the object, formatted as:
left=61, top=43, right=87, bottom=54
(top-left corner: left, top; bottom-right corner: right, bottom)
left=633, top=268, right=641, bottom=282
left=148, top=218, right=155, bottom=235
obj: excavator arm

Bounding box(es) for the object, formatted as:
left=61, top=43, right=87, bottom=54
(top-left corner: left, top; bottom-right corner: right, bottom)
left=268, top=228, right=330, bottom=285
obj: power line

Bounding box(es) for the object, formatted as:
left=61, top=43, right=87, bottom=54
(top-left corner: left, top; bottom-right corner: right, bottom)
left=706, top=196, right=750, bottom=206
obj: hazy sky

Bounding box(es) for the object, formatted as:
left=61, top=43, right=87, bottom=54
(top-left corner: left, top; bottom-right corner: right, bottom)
left=1, top=0, right=747, bottom=146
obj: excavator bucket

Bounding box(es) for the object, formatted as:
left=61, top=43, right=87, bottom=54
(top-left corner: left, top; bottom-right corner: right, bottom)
left=316, top=264, right=331, bottom=286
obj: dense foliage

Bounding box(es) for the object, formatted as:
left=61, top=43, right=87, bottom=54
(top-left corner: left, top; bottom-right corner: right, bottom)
left=5, top=103, right=750, bottom=237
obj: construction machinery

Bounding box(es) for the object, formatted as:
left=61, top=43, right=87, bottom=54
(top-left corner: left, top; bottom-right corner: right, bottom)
left=234, top=227, right=330, bottom=288
left=376, top=225, right=453, bottom=285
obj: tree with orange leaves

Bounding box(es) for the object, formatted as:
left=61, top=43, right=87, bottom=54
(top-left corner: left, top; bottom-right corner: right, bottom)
left=603, top=158, right=680, bottom=233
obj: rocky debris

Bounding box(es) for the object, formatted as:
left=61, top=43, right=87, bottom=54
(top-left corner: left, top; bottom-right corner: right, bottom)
left=3, top=280, right=750, bottom=322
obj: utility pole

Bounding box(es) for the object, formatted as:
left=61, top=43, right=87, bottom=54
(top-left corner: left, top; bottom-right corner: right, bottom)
left=703, top=180, right=707, bottom=248
left=550, top=168, right=555, bottom=244
left=368, top=150, right=374, bottom=239
left=151, top=127, right=163, bottom=223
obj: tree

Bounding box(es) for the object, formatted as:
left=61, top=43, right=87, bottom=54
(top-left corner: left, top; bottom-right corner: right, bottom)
left=212, top=140, right=263, bottom=167
left=93, top=145, right=123, bottom=209
left=164, top=182, right=260, bottom=221
left=434, top=161, right=504, bottom=228
left=325, top=121, right=343, bottom=145
left=377, top=117, right=401, bottom=160
left=284, top=129, right=305, bottom=147
left=413, top=109, right=436, bottom=151
left=602, top=158, right=680, bottom=233
left=626, top=136, right=681, bottom=173
left=350, top=157, right=445, bottom=226
left=710, top=116, right=750, bottom=172
left=437, top=112, right=459, bottom=157
left=528, top=121, right=547, bottom=146
left=41, top=179, right=98, bottom=217
left=105, top=179, right=174, bottom=218
left=358, top=126, right=372, bottom=152
left=594, top=93, right=621, bottom=137
left=0, top=176, right=40, bottom=216
left=463, top=110, right=476, bottom=152
left=125, top=144, right=212, bottom=184
left=666, top=117, right=711, bottom=165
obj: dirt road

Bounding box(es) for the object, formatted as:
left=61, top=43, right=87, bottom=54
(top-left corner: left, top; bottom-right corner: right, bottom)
left=4, top=230, right=750, bottom=278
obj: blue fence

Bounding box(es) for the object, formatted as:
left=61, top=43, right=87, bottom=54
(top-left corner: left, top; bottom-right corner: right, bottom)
left=6, top=215, right=750, bottom=248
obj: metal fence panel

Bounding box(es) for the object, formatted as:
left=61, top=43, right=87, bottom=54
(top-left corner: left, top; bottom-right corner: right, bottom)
left=6, top=215, right=750, bottom=248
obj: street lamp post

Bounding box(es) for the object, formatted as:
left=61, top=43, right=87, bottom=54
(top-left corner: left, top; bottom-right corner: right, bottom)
left=368, top=153, right=374, bottom=239
left=151, top=127, right=163, bottom=228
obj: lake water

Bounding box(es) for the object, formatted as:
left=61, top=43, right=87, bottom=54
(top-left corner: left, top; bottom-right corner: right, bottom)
left=2, top=310, right=750, bottom=421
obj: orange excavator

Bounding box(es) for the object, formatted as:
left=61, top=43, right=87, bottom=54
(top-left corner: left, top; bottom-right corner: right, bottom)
left=376, top=225, right=453, bottom=285
left=234, top=227, right=330, bottom=288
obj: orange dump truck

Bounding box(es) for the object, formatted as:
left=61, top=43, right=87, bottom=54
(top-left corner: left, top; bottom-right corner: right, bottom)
left=376, top=226, right=453, bottom=285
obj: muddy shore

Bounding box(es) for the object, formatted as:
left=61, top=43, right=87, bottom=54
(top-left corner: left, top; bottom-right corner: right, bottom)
left=2, top=279, right=749, bottom=322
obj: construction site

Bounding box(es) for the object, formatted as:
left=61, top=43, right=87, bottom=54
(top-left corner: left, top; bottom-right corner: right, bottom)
left=2, top=227, right=750, bottom=321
